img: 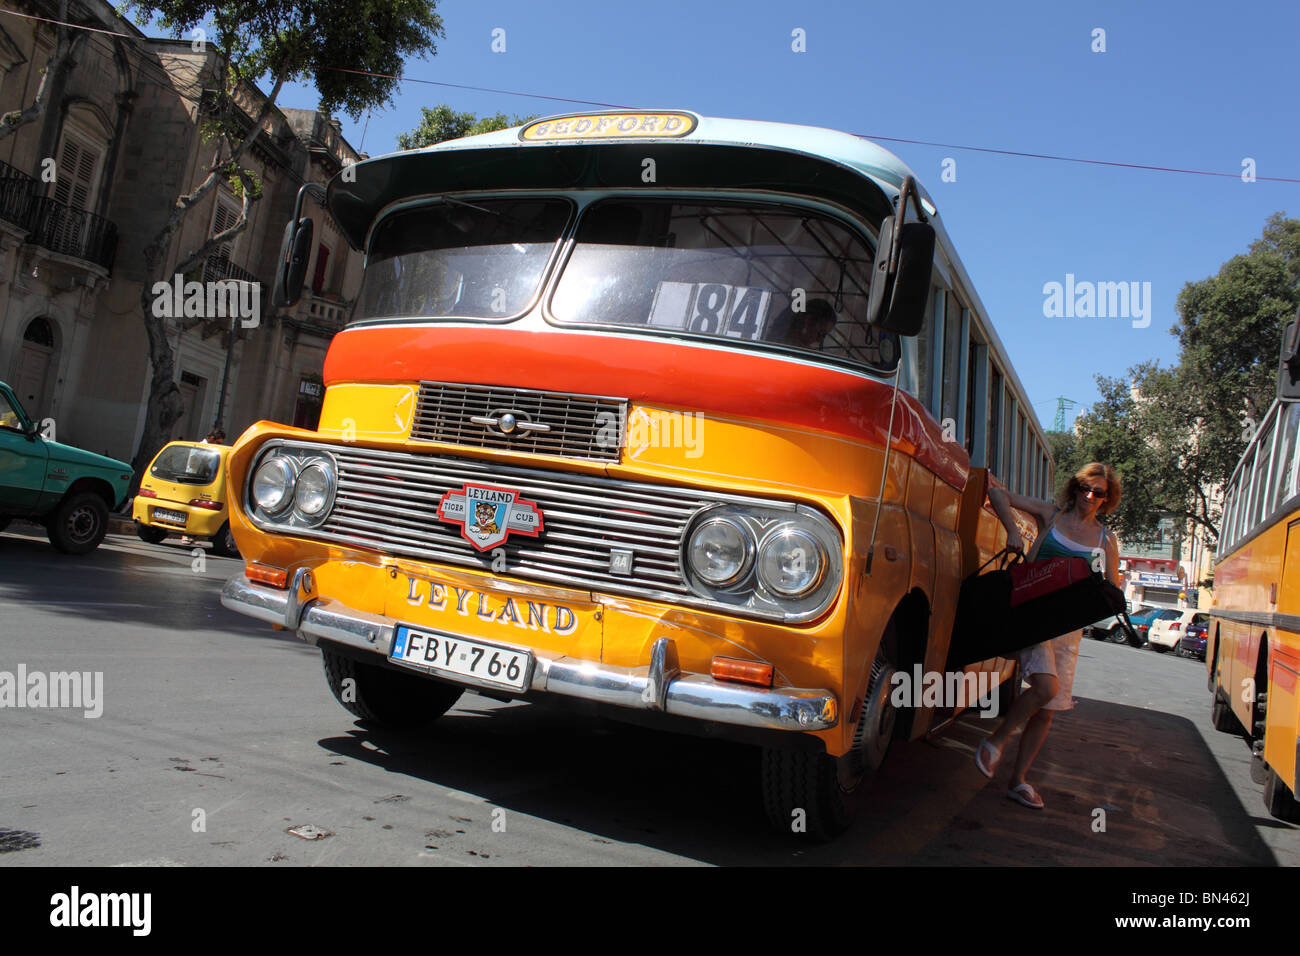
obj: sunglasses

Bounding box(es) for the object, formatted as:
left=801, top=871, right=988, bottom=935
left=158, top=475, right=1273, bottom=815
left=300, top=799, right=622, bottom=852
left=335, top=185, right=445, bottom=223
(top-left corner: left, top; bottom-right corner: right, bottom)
left=1079, top=485, right=1108, bottom=499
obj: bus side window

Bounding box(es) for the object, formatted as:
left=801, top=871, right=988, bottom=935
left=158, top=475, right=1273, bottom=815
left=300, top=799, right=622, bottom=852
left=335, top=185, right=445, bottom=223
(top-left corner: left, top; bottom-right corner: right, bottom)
left=1274, top=403, right=1300, bottom=511
left=1224, top=484, right=1239, bottom=551
left=1249, top=424, right=1274, bottom=528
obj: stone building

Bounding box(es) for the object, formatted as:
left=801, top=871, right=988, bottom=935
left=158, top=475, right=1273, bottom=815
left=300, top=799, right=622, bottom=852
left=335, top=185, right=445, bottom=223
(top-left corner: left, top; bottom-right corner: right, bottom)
left=0, top=0, right=362, bottom=463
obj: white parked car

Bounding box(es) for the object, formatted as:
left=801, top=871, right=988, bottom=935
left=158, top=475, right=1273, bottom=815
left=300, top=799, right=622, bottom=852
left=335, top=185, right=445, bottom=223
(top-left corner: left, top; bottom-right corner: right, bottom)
left=1084, top=612, right=1141, bottom=644
left=1147, top=610, right=1210, bottom=653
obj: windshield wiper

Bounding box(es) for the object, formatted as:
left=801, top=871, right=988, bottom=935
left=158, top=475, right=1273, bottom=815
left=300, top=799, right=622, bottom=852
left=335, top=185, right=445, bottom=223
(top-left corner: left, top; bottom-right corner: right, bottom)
left=441, top=196, right=500, bottom=217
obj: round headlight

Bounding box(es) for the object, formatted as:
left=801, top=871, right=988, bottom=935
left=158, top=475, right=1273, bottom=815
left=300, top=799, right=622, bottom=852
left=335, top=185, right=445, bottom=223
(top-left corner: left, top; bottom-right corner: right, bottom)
left=252, top=457, right=296, bottom=514
left=293, top=461, right=335, bottom=521
left=687, top=516, right=753, bottom=587
left=757, top=527, right=825, bottom=598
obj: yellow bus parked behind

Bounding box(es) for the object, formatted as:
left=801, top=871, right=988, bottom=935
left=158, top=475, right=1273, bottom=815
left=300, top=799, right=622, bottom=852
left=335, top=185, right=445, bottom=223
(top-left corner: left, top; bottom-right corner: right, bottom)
left=1208, top=317, right=1300, bottom=822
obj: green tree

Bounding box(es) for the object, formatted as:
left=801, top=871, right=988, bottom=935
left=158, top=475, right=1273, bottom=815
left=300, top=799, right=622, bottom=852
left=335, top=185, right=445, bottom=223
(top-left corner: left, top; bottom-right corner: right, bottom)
left=1045, top=427, right=1082, bottom=502
left=1069, top=215, right=1300, bottom=551
left=124, top=0, right=445, bottom=485
left=397, top=105, right=535, bottom=149
left=1074, top=361, right=1222, bottom=547
left=1070, top=366, right=1159, bottom=543
left=1173, top=212, right=1300, bottom=478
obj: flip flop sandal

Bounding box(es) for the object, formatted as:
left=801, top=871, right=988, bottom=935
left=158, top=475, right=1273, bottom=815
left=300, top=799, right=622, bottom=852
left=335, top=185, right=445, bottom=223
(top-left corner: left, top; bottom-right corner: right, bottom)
left=975, top=739, right=1002, bottom=778
left=1008, top=782, right=1045, bottom=809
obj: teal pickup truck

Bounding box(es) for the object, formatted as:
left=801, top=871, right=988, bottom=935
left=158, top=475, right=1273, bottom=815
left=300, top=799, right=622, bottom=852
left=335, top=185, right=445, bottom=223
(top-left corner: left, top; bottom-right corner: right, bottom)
left=0, top=380, right=132, bottom=554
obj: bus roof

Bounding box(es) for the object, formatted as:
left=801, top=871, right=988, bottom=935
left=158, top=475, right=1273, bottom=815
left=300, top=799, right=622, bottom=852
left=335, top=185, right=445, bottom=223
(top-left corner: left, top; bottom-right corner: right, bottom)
left=326, top=110, right=933, bottom=252
left=412, top=111, right=927, bottom=192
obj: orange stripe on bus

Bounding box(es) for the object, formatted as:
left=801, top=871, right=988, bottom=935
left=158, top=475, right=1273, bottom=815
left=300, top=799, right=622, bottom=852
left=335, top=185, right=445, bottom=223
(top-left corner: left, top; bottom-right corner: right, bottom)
left=322, top=326, right=970, bottom=490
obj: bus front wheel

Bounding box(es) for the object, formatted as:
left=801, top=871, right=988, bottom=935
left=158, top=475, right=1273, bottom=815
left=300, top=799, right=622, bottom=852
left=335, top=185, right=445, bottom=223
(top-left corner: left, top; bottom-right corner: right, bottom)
left=322, top=646, right=463, bottom=729
left=761, top=748, right=859, bottom=842
left=761, top=659, right=898, bottom=841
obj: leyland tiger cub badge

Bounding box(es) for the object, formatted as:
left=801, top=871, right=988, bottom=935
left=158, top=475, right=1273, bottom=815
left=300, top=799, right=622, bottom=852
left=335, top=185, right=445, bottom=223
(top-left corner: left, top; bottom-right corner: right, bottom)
left=436, top=483, right=544, bottom=551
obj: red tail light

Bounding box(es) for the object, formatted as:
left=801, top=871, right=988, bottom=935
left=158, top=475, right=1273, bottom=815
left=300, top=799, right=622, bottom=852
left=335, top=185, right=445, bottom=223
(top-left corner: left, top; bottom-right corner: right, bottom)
left=137, top=489, right=158, bottom=498
left=189, top=498, right=222, bottom=510
left=1170, top=623, right=1182, bottom=631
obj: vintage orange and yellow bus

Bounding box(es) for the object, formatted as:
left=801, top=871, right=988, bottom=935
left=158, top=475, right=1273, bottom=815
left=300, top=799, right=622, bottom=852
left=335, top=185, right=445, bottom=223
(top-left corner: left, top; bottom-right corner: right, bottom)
left=1208, top=318, right=1300, bottom=822
left=220, top=111, right=1052, bottom=838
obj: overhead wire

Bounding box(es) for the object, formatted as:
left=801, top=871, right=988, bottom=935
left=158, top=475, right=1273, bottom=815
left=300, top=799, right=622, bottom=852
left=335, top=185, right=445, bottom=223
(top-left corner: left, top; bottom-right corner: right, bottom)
left=2, top=7, right=1296, bottom=184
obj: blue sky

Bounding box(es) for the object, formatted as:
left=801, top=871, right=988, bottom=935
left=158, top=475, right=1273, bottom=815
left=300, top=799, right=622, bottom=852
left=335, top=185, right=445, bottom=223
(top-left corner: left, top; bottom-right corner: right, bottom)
left=270, top=0, right=1299, bottom=431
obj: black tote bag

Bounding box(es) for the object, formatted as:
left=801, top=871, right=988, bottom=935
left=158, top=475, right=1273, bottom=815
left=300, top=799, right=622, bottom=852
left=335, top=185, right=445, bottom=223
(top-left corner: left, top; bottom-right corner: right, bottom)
left=945, top=547, right=1128, bottom=669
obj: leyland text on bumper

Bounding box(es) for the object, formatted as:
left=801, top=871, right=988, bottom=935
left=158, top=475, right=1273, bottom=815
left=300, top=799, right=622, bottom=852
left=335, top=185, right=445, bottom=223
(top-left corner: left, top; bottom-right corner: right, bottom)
left=221, top=572, right=838, bottom=733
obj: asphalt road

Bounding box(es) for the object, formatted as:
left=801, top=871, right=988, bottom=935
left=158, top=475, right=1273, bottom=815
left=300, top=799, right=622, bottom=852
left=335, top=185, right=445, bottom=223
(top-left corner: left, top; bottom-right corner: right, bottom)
left=1, top=524, right=1296, bottom=866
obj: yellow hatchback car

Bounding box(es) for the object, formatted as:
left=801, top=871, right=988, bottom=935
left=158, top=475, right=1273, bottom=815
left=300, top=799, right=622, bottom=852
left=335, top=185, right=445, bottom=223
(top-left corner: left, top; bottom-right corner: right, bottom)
left=132, top=441, right=239, bottom=556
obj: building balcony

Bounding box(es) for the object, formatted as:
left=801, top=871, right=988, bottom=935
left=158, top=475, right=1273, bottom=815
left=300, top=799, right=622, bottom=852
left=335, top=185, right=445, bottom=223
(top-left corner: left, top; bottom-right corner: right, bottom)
left=201, top=253, right=262, bottom=287
left=291, top=287, right=350, bottom=330
left=0, top=160, right=118, bottom=272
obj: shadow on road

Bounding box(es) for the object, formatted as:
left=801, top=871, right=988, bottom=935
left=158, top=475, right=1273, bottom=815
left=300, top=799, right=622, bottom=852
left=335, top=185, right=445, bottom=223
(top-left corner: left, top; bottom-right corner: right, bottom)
left=315, top=686, right=1289, bottom=865
left=0, top=529, right=301, bottom=646
left=5, top=524, right=1288, bottom=864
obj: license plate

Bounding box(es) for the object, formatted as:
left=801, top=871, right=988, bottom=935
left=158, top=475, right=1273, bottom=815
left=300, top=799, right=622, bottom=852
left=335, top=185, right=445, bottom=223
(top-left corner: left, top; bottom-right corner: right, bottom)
left=390, top=626, right=532, bottom=692
left=153, top=508, right=187, bottom=525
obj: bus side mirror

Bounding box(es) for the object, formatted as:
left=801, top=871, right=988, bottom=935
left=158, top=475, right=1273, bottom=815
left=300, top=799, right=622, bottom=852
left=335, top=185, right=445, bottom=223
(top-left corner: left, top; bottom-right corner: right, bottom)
left=1279, top=318, right=1300, bottom=401
left=271, top=217, right=314, bottom=308
left=866, top=215, right=935, bottom=337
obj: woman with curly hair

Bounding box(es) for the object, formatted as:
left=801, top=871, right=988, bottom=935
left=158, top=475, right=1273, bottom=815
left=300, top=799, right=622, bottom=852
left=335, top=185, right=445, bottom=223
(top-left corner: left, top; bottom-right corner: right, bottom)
left=973, top=462, right=1123, bottom=809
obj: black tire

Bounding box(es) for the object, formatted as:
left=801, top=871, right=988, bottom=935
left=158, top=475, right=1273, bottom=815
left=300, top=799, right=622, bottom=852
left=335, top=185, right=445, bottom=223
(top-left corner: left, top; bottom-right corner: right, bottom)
left=136, top=525, right=168, bottom=544
left=210, top=521, right=240, bottom=558
left=1211, top=690, right=1240, bottom=734
left=1250, top=745, right=1270, bottom=785
left=1208, top=632, right=1220, bottom=693
left=762, top=652, right=899, bottom=842
left=761, top=748, right=857, bottom=842
left=45, top=492, right=108, bottom=554
left=1264, top=767, right=1300, bottom=823
left=1106, top=627, right=1126, bottom=644
left=321, top=646, right=462, bottom=729
left=1248, top=650, right=1280, bottom=790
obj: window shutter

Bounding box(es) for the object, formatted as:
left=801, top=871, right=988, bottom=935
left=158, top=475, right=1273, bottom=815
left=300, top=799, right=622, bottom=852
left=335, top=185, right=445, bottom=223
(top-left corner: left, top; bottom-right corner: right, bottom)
left=212, top=199, right=240, bottom=260
left=52, top=135, right=100, bottom=210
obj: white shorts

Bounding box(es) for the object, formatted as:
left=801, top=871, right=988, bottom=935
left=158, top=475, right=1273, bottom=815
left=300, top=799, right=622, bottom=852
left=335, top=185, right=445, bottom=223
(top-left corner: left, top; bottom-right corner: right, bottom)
left=1018, top=629, right=1083, bottom=711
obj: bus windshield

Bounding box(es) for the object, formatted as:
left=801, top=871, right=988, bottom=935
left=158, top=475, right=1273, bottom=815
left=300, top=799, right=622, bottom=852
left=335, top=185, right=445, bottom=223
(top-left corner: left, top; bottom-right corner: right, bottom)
left=354, top=198, right=571, bottom=322
left=550, top=199, right=899, bottom=372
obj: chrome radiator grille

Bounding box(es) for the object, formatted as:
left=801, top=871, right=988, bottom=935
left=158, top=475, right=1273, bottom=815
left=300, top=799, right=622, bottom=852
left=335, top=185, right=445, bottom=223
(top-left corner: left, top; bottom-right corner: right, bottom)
left=411, top=381, right=626, bottom=461
left=317, top=445, right=712, bottom=599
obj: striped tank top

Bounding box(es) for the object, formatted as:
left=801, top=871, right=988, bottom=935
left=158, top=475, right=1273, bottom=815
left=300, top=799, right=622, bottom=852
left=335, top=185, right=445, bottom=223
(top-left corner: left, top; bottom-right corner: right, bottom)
left=1034, top=520, right=1106, bottom=573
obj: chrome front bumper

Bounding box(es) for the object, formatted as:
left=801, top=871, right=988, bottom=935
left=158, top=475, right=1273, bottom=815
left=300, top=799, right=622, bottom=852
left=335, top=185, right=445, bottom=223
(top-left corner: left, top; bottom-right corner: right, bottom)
left=220, top=573, right=838, bottom=734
